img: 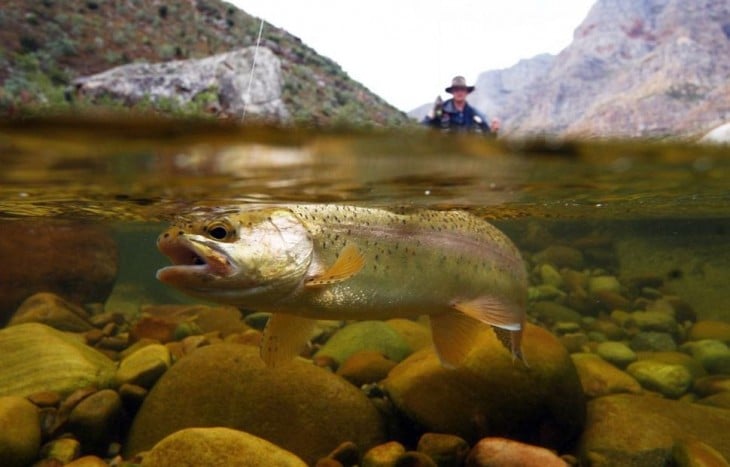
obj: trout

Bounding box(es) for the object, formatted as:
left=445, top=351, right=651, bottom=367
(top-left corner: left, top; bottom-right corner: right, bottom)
left=156, top=205, right=528, bottom=368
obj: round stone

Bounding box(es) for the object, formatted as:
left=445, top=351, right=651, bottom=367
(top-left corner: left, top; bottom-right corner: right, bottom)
left=115, top=343, right=171, bottom=389
left=630, top=332, right=677, bottom=352
left=588, top=276, right=621, bottom=294
left=688, top=321, right=730, bottom=343
left=467, top=437, right=567, bottom=467
left=383, top=324, right=585, bottom=450
left=8, top=292, right=93, bottom=332
left=630, top=311, right=677, bottom=334
left=140, top=427, right=306, bottom=467
left=571, top=353, right=641, bottom=398
left=315, top=321, right=412, bottom=365
left=596, top=342, right=637, bottom=368
left=416, top=433, right=469, bottom=467
left=0, top=396, right=41, bottom=467
left=681, top=340, right=730, bottom=374
left=125, top=344, right=385, bottom=465
left=362, top=441, right=407, bottom=467
left=68, top=389, right=122, bottom=447
left=336, top=351, right=397, bottom=386
left=626, top=360, right=692, bottom=398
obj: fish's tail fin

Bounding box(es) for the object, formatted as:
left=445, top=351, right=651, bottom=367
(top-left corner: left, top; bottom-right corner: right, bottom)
left=492, top=325, right=529, bottom=367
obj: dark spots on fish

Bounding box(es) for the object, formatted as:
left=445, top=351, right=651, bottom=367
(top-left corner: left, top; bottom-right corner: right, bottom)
left=163, top=233, right=170, bottom=239
left=177, top=230, right=184, bottom=236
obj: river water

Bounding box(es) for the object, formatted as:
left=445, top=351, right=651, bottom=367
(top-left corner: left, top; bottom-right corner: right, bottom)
left=0, top=116, right=729, bottom=464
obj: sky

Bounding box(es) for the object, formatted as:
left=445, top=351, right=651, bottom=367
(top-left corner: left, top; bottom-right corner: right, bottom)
left=232, top=1, right=596, bottom=112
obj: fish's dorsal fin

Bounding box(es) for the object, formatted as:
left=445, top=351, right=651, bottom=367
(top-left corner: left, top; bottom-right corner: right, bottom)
left=452, top=296, right=527, bottom=364
left=430, top=311, right=486, bottom=368
left=305, top=243, right=365, bottom=287
left=260, top=313, right=317, bottom=368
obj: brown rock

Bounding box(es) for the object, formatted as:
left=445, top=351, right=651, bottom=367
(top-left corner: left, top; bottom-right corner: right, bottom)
left=466, top=437, right=567, bottom=467
left=0, top=220, right=117, bottom=324
left=416, top=433, right=469, bottom=467
left=363, top=441, right=407, bottom=467
left=337, top=351, right=397, bottom=386
left=693, top=375, right=730, bottom=397
left=689, top=321, right=730, bottom=343
left=326, top=441, right=360, bottom=466
left=672, top=439, right=730, bottom=467
left=571, top=353, right=641, bottom=398
left=67, top=389, right=122, bottom=446
left=125, top=344, right=385, bottom=465
left=0, top=396, right=41, bottom=467
left=579, top=394, right=730, bottom=465
left=139, top=427, right=307, bottom=467
left=383, top=324, right=585, bottom=450
left=28, top=391, right=61, bottom=408
left=41, top=437, right=81, bottom=464
left=395, top=451, right=438, bottom=467
left=64, top=456, right=109, bottom=467
left=696, top=392, right=730, bottom=410
left=8, top=292, right=93, bottom=332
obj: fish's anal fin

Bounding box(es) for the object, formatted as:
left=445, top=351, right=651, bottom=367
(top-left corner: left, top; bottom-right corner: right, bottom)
left=430, top=311, right=486, bottom=368
left=260, top=313, right=317, bottom=368
left=305, top=243, right=365, bottom=287
left=452, top=296, right=527, bottom=365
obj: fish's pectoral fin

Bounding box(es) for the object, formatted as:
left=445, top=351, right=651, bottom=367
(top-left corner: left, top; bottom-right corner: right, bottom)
left=430, top=311, right=486, bottom=368
left=452, top=296, right=527, bottom=365
left=305, top=243, right=365, bottom=287
left=260, top=313, right=317, bottom=368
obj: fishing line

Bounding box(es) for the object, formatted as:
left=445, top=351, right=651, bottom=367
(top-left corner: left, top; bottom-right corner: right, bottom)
left=242, top=17, right=265, bottom=120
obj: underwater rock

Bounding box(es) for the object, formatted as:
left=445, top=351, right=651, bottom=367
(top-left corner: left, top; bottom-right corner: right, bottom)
left=64, top=456, right=109, bottom=467
left=383, top=324, right=585, bottom=450
left=0, top=323, right=115, bottom=398
left=696, top=391, right=730, bottom=410
left=630, top=310, right=678, bottom=334
left=115, top=343, right=171, bottom=389
left=466, top=437, right=567, bottom=467
left=532, top=245, right=584, bottom=269
left=672, top=439, right=730, bottom=467
left=385, top=319, right=433, bottom=353
left=579, top=394, right=730, bottom=465
left=336, top=351, right=397, bottom=387
left=41, top=437, right=81, bottom=464
left=139, top=427, right=306, bottom=467
left=67, top=389, right=121, bottom=447
left=595, top=342, right=637, bottom=368
left=315, top=321, right=413, bottom=366
left=0, top=220, right=118, bottom=324
left=681, top=340, right=730, bottom=374
left=531, top=301, right=583, bottom=325
left=125, top=344, right=385, bottom=465
left=688, top=320, right=730, bottom=343
left=8, top=292, right=94, bottom=332
left=630, top=331, right=677, bottom=352
left=539, top=264, right=564, bottom=288
left=362, top=441, right=407, bottom=467
left=0, top=396, right=41, bottom=467
left=626, top=360, right=692, bottom=398
left=416, top=433, right=469, bottom=467
left=571, top=353, right=641, bottom=398
left=587, top=276, right=622, bottom=295
left=694, top=375, right=730, bottom=397
left=635, top=351, right=707, bottom=381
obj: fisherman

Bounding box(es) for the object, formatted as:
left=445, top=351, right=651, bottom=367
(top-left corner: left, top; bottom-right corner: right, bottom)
left=423, top=76, right=499, bottom=135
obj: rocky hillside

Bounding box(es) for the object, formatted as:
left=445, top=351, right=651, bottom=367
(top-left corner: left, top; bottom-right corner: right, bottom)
left=0, top=0, right=408, bottom=126
left=418, top=0, right=730, bottom=139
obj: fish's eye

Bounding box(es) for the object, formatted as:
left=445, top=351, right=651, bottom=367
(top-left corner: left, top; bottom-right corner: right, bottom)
left=207, top=223, right=230, bottom=240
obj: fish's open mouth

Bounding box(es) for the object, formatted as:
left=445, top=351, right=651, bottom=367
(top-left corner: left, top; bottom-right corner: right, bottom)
left=156, top=236, right=234, bottom=282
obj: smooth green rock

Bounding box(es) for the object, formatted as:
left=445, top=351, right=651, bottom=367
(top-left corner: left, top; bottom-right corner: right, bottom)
left=626, top=360, right=692, bottom=398
left=126, top=344, right=385, bottom=465
left=688, top=321, right=730, bottom=343
left=579, top=394, right=730, bottom=466
left=571, top=353, right=641, bottom=398
left=681, top=340, right=730, bottom=374
left=630, top=331, right=677, bottom=352
left=595, top=342, right=637, bottom=368
left=588, top=276, right=622, bottom=294
left=0, top=323, right=115, bottom=397
left=0, top=396, right=40, bottom=467
left=115, top=343, right=171, bottom=389
left=383, top=324, right=585, bottom=450
left=539, top=264, right=564, bottom=288
left=636, top=351, right=707, bottom=380
left=531, top=301, right=583, bottom=325
left=140, top=427, right=306, bottom=467
left=631, top=311, right=678, bottom=334
left=315, top=321, right=412, bottom=365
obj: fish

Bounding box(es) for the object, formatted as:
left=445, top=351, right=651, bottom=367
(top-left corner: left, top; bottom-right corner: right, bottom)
left=156, top=205, right=528, bottom=368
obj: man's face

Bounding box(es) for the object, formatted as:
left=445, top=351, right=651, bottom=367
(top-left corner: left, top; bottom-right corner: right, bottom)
left=452, top=87, right=468, bottom=102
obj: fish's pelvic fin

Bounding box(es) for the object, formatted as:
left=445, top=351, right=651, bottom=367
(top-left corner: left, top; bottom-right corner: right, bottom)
left=430, top=311, right=485, bottom=368
left=305, top=243, right=365, bottom=287
left=452, top=296, right=527, bottom=365
left=260, top=313, right=317, bottom=368
left=492, top=326, right=528, bottom=366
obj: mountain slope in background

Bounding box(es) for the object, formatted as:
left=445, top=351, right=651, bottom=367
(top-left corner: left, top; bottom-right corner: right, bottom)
left=0, top=0, right=407, bottom=125
left=414, top=0, right=730, bottom=139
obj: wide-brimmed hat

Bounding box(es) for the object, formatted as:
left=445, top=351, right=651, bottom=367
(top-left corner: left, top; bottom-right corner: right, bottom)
left=445, top=76, right=475, bottom=94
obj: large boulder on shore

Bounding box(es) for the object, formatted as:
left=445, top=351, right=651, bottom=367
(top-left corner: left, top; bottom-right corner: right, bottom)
left=382, top=324, right=585, bottom=451
left=73, top=47, right=288, bottom=120
left=125, top=344, right=385, bottom=465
